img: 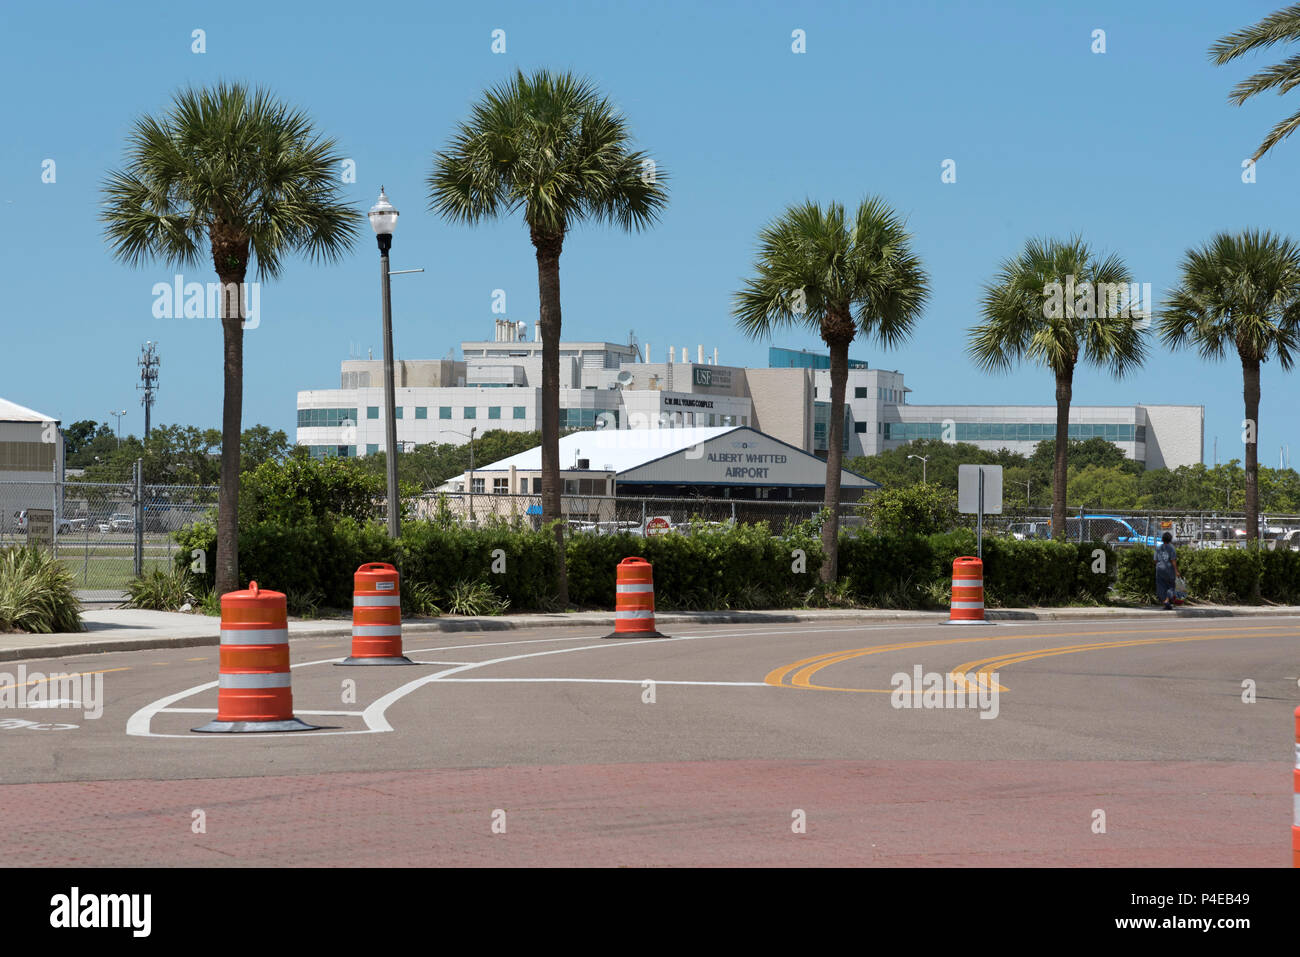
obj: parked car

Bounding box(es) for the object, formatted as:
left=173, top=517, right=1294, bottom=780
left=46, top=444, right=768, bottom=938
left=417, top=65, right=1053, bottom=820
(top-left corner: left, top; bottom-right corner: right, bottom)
left=12, top=509, right=83, bottom=535
left=1007, top=521, right=1049, bottom=540
left=100, top=512, right=135, bottom=533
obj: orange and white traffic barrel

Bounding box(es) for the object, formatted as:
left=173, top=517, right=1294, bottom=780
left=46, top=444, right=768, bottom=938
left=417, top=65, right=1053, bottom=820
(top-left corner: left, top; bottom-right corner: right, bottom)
left=193, top=581, right=317, bottom=733
left=339, top=562, right=414, bottom=665
left=603, top=557, right=668, bottom=639
left=1293, top=707, right=1299, bottom=868
left=947, top=556, right=987, bottom=624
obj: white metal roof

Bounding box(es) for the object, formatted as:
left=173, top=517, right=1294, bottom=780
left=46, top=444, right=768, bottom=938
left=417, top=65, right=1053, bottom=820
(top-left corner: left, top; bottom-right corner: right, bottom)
left=480, top=427, right=742, bottom=473
left=0, top=398, right=57, bottom=423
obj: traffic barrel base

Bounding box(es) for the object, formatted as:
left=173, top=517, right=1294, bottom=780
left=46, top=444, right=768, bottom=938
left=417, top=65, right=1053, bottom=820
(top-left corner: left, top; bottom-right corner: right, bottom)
left=191, top=581, right=318, bottom=734
left=603, top=556, right=669, bottom=639
left=338, top=654, right=415, bottom=666
left=337, top=562, right=417, bottom=665
left=193, top=717, right=319, bottom=733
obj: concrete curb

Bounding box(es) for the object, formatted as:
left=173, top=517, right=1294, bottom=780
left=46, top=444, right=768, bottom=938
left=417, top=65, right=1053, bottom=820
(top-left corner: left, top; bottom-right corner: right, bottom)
left=5, top=604, right=1299, bottom=663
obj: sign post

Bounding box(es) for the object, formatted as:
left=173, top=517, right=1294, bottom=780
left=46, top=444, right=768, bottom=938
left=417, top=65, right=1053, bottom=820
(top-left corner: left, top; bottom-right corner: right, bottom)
left=958, top=465, right=1003, bottom=559
left=644, top=515, right=673, bottom=536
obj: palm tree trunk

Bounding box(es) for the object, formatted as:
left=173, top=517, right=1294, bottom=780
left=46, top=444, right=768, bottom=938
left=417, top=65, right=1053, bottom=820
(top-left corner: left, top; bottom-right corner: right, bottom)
left=820, top=330, right=852, bottom=583
left=1052, top=369, right=1073, bottom=541
left=533, top=228, right=569, bottom=607
left=1242, top=354, right=1261, bottom=543
left=215, top=307, right=243, bottom=596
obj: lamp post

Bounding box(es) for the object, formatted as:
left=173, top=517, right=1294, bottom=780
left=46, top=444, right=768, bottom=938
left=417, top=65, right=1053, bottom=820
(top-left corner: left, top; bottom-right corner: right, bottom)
left=110, top=410, right=127, bottom=449
left=907, top=453, right=929, bottom=484
left=368, top=187, right=401, bottom=538
left=448, top=428, right=477, bottom=523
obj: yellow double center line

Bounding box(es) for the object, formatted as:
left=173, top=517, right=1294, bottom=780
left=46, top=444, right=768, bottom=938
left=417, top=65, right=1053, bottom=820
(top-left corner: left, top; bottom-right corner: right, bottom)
left=764, top=625, right=1297, bottom=694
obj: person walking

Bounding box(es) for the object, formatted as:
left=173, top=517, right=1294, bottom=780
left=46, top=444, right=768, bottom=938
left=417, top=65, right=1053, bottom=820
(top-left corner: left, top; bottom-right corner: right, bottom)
left=1154, top=531, right=1180, bottom=610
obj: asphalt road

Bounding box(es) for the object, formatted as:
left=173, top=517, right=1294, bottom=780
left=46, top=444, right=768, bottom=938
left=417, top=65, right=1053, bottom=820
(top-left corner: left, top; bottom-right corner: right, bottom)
left=1, top=616, right=1296, bottom=866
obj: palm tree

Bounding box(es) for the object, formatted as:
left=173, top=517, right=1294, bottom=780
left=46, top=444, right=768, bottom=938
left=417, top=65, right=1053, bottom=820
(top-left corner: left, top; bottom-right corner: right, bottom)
left=968, top=237, right=1146, bottom=541
left=102, top=82, right=360, bottom=595
left=1158, top=230, right=1300, bottom=543
left=428, top=69, right=668, bottom=606
left=1211, top=4, right=1300, bottom=160
left=734, top=198, right=929, bottom=582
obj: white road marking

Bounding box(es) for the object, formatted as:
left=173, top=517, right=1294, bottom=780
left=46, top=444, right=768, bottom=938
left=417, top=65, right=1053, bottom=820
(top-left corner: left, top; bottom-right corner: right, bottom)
left=434, top=678, right=771, bottom=687
left=123, top=621, right=1040, bottom=740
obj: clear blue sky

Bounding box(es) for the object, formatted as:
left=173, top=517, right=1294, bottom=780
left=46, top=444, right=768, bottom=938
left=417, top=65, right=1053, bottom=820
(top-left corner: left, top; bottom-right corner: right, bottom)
left=2, top=0, right=1297, bottom=466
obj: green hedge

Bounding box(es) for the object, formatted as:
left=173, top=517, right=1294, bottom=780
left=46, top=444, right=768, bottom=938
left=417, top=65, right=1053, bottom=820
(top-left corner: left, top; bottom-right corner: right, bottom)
left=1115, top=545, right=1296, bottom=604
left=838, top=531, right=1113, bottom=608
left=177, top=517, right=824, bottom=612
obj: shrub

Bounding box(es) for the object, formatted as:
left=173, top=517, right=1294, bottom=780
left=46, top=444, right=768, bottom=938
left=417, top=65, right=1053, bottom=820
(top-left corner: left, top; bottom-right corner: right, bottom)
left=240, top=457, right=392, bottom=526
left=125, top=567, right=196, bottom=611
left=443, top=579, right=510, bottom=616
left=0, top=547, right=83, bottom=633
left=859, top=484, right=959, bottom=537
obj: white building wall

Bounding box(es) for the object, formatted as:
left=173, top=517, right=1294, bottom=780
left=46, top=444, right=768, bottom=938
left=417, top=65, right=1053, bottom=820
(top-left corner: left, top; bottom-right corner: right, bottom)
left=1140, top=405, right=1204, bottom=470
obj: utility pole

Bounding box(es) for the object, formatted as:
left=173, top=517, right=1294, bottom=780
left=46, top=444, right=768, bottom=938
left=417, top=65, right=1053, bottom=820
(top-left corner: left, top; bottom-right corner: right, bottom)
left=138, top=341, right=160, bottom=439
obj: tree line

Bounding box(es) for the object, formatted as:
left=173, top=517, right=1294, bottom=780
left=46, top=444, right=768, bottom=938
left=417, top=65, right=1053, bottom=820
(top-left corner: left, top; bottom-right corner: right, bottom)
left=847, top=437, right=1300, bottom=514
left=97, top=5, right=1300, bottom=597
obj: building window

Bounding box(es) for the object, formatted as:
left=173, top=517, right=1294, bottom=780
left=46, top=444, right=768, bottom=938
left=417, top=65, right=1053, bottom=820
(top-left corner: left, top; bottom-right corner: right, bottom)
left=854, top=387, right=867, bottom=399
left=855, top=422, right=867, bottom=433
left=513, top=406, right=526, bottom=419
left=471, top=478, right=485, bottom=494
left=488, top=407, right=501, bottom=419
left=415, top=407, right=427, bottom=419
left=439, top=407, right=451, bottom=419
left=307, top=445, right=356, bottom=460
left=564, top=478, right=607, bottom=495
left=532, top=477, right=542, bottom=493
left=297, top=407, right=359, bottom=429
left=394, top=407, right=403, bottom=419
left=366, top=444, right=378, bottom=455
left=367, top=406, right=379, bottom=420
left=464, top=407, right=477, bottom=419
left=492, top=477, right=509, bottom=494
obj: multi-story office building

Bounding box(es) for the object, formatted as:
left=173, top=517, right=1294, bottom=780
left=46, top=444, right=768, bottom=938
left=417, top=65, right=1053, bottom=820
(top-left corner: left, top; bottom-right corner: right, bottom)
left=296, top=329, right=1203, bottom=470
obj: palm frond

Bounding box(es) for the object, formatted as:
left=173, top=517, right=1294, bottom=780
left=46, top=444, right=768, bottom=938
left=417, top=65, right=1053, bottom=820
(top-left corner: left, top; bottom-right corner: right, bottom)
left=101, top=81, right=361, bottom=279
left=427, top=69, right=668, bottom=239
left=1210, top=3, right=1300, bottom=64
left=732, top=196, right=928, bottom=350
left=1158, top=229, right=1300, bottom=369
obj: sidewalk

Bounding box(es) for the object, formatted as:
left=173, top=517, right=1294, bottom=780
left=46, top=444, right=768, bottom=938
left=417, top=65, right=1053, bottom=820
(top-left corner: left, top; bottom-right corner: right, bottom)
left=4, top=603, right=1300, bottom=662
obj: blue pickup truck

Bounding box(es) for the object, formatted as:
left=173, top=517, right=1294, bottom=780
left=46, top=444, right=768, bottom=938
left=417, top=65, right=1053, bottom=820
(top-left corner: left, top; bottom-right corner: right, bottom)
left=1060, top=514, right=1161, bottom=546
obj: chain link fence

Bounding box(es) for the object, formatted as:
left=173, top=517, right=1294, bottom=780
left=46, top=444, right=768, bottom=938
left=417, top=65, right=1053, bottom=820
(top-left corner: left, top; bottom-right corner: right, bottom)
left=407, top=491, right=862, bottom=534
left=980, top=506, right=1300, bottom=550
left=0, top=480, right=218, bottom=599
left=11, top=474, right=1295, bottom=602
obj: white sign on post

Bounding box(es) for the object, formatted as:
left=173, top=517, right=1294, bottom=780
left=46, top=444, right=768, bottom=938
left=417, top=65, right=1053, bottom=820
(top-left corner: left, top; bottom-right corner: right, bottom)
left=958, top=465, right=1003, bottom=514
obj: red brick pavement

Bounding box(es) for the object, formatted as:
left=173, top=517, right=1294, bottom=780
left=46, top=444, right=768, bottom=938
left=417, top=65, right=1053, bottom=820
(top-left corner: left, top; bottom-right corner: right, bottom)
left=1, top=760, right=1285, bottom=866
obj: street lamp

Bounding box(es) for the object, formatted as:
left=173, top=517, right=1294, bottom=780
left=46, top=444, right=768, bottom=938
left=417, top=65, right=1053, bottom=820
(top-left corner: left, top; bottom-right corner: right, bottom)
left=110, top=410, right=127, bottom=449
left=368, top=187, right=401, bottom=538
left=448, top=427, right=478, bottom=523
left=907, top=453, right=929, bottom=484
